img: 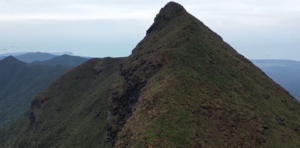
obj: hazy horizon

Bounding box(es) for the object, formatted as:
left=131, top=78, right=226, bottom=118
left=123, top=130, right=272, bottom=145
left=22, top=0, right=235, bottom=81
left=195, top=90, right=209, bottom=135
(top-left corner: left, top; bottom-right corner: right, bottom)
left=1, top=0, right=299, bottom=60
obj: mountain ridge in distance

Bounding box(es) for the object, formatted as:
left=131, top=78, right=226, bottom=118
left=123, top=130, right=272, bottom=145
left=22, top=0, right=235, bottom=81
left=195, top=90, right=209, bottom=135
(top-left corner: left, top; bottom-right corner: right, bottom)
left=30, top=54, right=89, bottom=67
left=14, top=52, right=57, bottom=63
left=0, top=55, right=27, bottom=68
left=1, top=1, right=300, bottom=148
left=0, top=52, right=73, bottom=57
left=0, top=56, right=74, bottom=127
left=0, top=52, right=75, bottom=63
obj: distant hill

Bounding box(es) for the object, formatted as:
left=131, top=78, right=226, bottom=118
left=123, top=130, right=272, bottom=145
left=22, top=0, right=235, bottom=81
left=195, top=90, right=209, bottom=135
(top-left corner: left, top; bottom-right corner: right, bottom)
left=50, top=52, right=74, bottom=56
left=0, top=56, right=73, bottom=126
left=30, top=54, right=89, bottom=67
left=0, top=52, right=73, bottom=57
left=0, top=52, right=75, bottom=63
left=251, top=59, right=300, bottom=101
left=2, top=2, right=300, bottom=148
left=13, top=52, right=57, bottom=63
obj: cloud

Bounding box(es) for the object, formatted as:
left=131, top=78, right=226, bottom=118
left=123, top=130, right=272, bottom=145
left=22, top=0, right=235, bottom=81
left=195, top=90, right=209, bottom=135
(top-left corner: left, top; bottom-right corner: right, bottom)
left=0, top=0, right=299, bottom=60
left=0, top=0, right=159, bottom=21
left=1, top=0, right=299, bottom=33
left=1, top=0, right=299, bottom=22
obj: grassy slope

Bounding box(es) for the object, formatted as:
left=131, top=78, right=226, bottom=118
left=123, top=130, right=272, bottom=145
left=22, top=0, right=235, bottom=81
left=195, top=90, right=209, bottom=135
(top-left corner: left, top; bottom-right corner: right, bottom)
left=0, top=58, right=119, bottom=148
left=112, top=2, right=300, bottom=148
left=0, top=57, right=73, bottom=126
left=251, top=60, right=300, bottom=101
left=2, top=2, right=300, bottom=148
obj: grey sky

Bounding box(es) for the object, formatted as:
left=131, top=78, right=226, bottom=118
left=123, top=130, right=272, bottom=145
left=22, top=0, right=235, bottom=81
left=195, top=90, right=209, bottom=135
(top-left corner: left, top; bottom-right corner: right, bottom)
left=0, top=0, right=299, bottom=60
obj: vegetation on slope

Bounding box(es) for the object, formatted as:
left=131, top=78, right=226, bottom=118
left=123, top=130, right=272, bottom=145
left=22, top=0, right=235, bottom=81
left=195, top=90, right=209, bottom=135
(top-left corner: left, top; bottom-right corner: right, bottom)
left=109, top=2, right=300, bottom=147
left=251, top=59, right=300, bottom=101
left=2, top=1, right=300, bottom=148
left=0, top=58, right=120, bottom=148
left=0, top=56, right=73, bottom=126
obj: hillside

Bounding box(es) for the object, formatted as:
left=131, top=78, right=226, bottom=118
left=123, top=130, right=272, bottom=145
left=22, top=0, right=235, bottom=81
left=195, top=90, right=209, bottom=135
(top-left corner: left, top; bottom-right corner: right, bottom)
left=30, top=54, right=89, bottom=67
left=251, top=59, right=300, bottom=101
left=0, top=56, right=73, bottom=126
left=0, top=57, right=120, bottom=148
left=2, top=2, right=300, bottom=148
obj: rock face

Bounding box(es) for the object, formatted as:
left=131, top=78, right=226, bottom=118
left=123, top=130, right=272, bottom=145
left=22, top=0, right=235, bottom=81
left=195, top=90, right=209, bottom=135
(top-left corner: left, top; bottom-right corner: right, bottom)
left=2, top=1, right=300, bottom=148
left=107, top=58, right=166, bottom=145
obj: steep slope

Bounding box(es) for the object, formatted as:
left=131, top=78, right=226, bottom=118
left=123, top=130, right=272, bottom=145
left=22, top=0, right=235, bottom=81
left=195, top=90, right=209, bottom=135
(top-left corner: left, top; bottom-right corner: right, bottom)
left=2, top=2, right=300, bottom=148
left=0, top=58, right=120, bottom=148
left=251, top=59, right=300, bottom=101
left=30, top=54, right=89, bottom=67
left=108, top=2, right=300, bottom=147
left=0, top=56, right=73, bottom=126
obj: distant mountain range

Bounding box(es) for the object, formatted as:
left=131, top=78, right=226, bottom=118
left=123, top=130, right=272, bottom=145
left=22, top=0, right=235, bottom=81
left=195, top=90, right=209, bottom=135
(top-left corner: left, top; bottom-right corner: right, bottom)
left=10, top=52, right=57, bottom=63
left=0, top=52, right=73, bottom=57
left=30, top=54, right=89, bottom=67
left=0, top=54, right=89, bottom=126
left=251, top=59, right=300, bottom=101
left=0, top=56, right=73, bottom=126
left=0, top=52, right=78, bottom=63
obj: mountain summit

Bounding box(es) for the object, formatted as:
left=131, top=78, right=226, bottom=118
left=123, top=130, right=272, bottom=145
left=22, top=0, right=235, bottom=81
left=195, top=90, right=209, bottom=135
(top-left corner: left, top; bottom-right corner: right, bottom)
left=2, top=2, right=300, bottom=148
left=0, top=55, right=26, bottom=67
left=146, top=2, right=186, bottom=35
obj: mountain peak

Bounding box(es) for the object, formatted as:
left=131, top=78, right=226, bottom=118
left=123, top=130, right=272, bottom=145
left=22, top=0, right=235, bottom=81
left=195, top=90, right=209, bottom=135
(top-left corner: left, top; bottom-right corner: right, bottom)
left=0, top=55, right=27, bottom=67
left=4, top=2, right=300, bottom=148
left=164, top=1, right=185, bottom=12
left=146, top=1, right=187, bottom=35
left=1, top=55, right=18, bottom=62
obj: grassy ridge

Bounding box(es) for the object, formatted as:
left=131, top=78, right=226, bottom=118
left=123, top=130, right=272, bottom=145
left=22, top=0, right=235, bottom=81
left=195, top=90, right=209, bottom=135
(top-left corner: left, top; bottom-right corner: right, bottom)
left=0, top=56, right=73, bottom=126
left=2, top=2, right=300, bottom=148
left=112, top=2, right=300, bottom=147
left=251, top=59, right=300, bottom=101
left=0, top=58, right=119, bottom=148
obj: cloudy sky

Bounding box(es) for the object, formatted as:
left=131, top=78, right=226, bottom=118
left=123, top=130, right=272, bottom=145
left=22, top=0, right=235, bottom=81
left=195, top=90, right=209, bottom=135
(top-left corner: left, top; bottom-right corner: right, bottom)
left=0, top=0, right=299, bottom=60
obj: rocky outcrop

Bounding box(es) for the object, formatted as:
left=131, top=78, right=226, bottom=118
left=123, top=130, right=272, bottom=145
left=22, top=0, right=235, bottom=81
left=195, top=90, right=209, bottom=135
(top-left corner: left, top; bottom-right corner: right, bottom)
left=106, top=57, right=166, bottom=146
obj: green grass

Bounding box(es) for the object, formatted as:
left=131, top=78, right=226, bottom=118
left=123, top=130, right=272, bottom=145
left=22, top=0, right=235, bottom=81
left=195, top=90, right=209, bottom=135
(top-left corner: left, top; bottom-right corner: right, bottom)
left=0, top=58, right=119, bottom=148
left=0, top=56, right=73, bottom=127
left=111, top=2, right=300, bottom=148
left=2, top=2, right=300, bottom=148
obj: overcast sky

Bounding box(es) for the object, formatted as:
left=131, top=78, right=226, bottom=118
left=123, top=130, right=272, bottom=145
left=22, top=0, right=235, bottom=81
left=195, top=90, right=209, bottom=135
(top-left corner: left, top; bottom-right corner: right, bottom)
left=0, top=0, right=299, bottom=60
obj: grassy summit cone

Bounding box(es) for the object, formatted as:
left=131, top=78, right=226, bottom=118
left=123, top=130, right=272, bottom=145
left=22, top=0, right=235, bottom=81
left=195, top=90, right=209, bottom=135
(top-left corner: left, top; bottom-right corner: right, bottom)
left=2, top=1, right=300, bottom=148
left=108, top=1, right=300, bottom=147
